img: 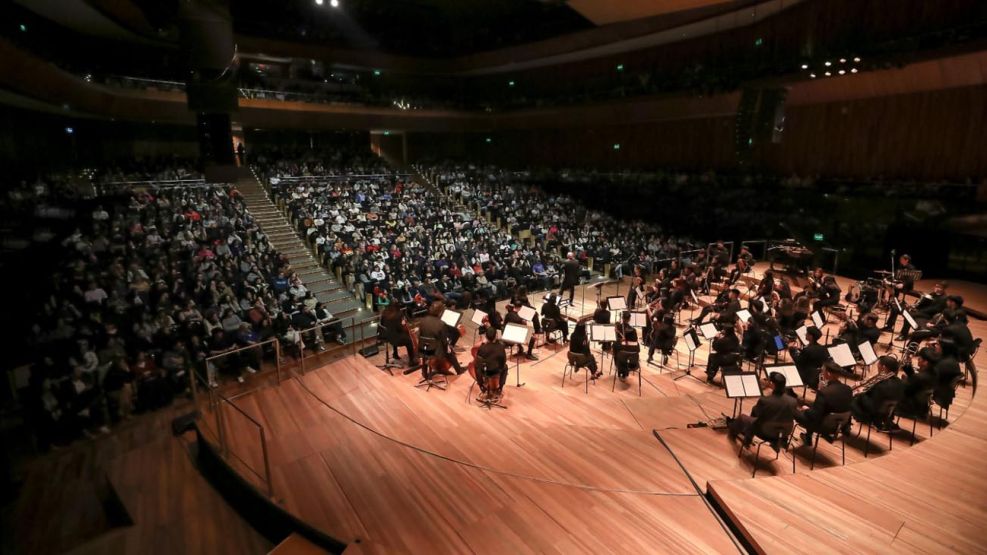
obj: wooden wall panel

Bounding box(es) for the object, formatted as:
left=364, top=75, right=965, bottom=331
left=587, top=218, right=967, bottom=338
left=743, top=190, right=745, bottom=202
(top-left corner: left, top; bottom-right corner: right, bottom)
left=761, top=84, right=987, bottom=179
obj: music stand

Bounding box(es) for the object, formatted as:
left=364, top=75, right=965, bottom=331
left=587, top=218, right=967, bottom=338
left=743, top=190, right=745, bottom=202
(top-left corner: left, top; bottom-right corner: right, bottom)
left=607, top=296, right=627, bottom=311
left=724, top=373, right=763, bottom=418
left=699, top=323, right=719, bottom=341
left=762, top=364, right=805, bottom=398
left=828, top=343, right=857, bottom=382
left=811, top=310, right=826, bottom=329
left=795, top=325, right=811, bottom=346
left=590, top=323, right=615, bottom=375
left=736, top=309, right=752, bottom=324
left=375, top=322, right=403, bottom=374
left=441, top=308, right=463, bottom=328
left=674, top=328, right=704, bottom=382
left=502, top=323, right=530, bottom=387
left=471, top=309, right=487, bottom=345
left=858, top=340, right=878, bottom=377
left=628, top=311, right=647, bottom=328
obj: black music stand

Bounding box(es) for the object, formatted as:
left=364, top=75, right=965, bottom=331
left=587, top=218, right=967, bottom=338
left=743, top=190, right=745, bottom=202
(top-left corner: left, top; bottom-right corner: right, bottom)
left=376, top=323, right=403, bottom=375
left=501, top=323, right=529, bottom=388
left=415, top=336, right=447, bottom=392
left=673, top=327, right=705, bottom=383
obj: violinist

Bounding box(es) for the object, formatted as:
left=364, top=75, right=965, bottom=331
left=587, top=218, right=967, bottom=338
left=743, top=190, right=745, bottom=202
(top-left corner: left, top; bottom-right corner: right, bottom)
left=540, top=294, right=569, bottom=343
left=568, top=321, right=601, bottom=379
left=614, top=311, right=640, bottom=381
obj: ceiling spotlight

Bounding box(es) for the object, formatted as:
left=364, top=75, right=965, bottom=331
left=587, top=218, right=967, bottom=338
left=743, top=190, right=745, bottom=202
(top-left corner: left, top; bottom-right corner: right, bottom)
left=801, top=64, right=808, bottom=69
left=824, top=71, right=831, bottom=76
left=809, top=73, right=816, bottom=78
left=824, top=61, right=832, bottom=67
left=65, top=127, right=74, bottom=134
left=315, top=0, right=323, bottom=4
left=853, top=57, right=861, bottom=62
left=838, top=70, right=846, bottom=75
left=851, top=68, right=858, bottom=73
left=330, top=0, right=339, bottom=6
left=839, top=58, right=847, bottom=63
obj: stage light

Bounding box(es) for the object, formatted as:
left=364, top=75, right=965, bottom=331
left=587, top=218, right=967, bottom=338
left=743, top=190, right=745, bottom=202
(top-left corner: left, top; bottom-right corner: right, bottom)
left=801, top=64, right=808, bottom=69
left=810, top=73, right=816, bottom=78
left=485, top=137, right=492, bottom=143
left=853, top=57, right=861, bottom=62
left=839, top=58, right=847, bottom=63
left=330, top=0, right=339, bottom=7
left=824, top=61, right=832, bottom=66
left=850, top=68, right=858, bottom=73
left=838, top=70, right=846, bottom=75
left=824, top=71, right=831, bottom=76
left=65, top=127, right=74, bottom=134
left=315, top=0, right=323, bottom=5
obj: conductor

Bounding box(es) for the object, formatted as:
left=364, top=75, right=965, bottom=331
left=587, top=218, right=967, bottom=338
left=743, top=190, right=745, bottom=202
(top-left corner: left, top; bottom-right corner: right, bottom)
left=559, top=252, right=581, bottom=303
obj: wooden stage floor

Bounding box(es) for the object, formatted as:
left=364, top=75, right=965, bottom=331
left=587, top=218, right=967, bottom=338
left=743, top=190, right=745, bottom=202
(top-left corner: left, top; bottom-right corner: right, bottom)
left=205, top=273, right=987, bottom=554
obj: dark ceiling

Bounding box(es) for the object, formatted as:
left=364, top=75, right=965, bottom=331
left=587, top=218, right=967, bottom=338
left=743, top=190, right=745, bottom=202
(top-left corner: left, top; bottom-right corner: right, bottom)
left=230, top=0, right=593, bottom=58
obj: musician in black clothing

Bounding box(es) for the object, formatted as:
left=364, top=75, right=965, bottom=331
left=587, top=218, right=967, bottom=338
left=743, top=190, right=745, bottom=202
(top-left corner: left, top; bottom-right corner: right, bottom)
left=540, top=295, right=569, bottom=343
left=694, top=288, right=741, bottom=325
left=728, top=371, right=800, bottom=447
left=474, top=327, right=508, bottom=398
left=851, top=356, right=905, bottom=430
left=813, top=275, right=841, bottom=312
left=380, top=302, right=415, bottom=363
left=592, top=300, right=611, bottom=324
left=788, top=326, right=828, bottom=389
left=705, top=323, right=740, bottom=384
left=505, top=302, right=538, bottom=360
left=418, top=301, right=466, bottom=375
left=614, top=312, right=640, bottom=380
left=890, top=254, right=917, bottom=300
left=647, top=313, right=677, bottom=365
left=934, top=340, right=964, bottom=409
left=558, top=252, right=581, bottom=303
left=898, top=347, right=940, bottom=417
left=885, top=281, right=948, bottom=339
left=568, top=321, right=601, bottom=378
left=797, top=362, right=852, bottom=446
left=837, top=312, right=880, bottom=354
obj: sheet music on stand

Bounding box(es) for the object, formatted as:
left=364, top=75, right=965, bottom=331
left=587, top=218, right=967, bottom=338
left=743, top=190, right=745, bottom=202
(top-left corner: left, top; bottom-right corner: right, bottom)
left=628, top=311, right=647, bottom=328
left=796, top=325, right=810, bottom=345
left=471, top=309, right=488, bottom=327
left=828, top=343, right=856, bottom=368
left=902, top=310, right=919, bottom=330
left=517, top=305, right=536, bottom=322
left=724, top=374, right=763, bottom=398
left=441, top=309, right=463, bottom=327
left=502, top=323, right=530, bottom=345
left=736, top=309, right=752, bottom=324
left=690, top=290, right=700, bottom=305
left=590, top=324, right=616, bottom=343
left=858, top=340, right=878, bottom=366
left=763, top=364, right=804, bottom=388
left=699, top=323, right=719, bottom=340
left=606, top=296, right=627, bottom=311
left=684, top=328, right=701, bottom=352
left=811, top=311, right=825, bottom=329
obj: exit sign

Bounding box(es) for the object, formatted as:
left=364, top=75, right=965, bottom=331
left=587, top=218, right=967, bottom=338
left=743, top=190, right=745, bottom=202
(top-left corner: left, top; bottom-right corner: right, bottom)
left=813, top=233, right=824, bottom=241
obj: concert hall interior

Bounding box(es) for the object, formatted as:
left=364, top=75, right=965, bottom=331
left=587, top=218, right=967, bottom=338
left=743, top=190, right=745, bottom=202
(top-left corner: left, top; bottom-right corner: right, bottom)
left=3, top=1, right=987, bottom=554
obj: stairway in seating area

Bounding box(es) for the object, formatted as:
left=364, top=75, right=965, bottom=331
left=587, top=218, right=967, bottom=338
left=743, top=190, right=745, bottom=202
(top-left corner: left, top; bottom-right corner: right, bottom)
left=235, top=171, right=374, bottom=346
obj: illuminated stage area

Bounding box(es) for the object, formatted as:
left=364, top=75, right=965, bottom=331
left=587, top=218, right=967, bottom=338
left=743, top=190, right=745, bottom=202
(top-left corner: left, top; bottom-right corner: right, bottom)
left=199, top=276, right=987, bottom=554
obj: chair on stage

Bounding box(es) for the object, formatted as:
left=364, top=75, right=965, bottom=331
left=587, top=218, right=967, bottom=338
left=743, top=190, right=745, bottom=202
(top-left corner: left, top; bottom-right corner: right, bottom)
left=740, top=419, right=796, bottom=478
left=932, top=374, right=964, bottom=429
left=611, top=344, right=642, bottom=396
left=895, top=388, right=935, bottom=445
left=855, top=399, right=898, bottom=458
left=960, top=338, right=981, bottom=389
left=416, top=336, right=448, bottom=392
left=805, top=411, right=851, bottom=470
left=467, top=357, right=506, bottom=410
left=543, top=318, right=566, bottom=345
left=562, top=351, right=594, bottom=393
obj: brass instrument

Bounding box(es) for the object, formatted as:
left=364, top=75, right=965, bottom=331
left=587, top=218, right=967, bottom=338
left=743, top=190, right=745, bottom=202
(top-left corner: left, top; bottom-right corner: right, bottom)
left=852, top=371, right=895, bottom=394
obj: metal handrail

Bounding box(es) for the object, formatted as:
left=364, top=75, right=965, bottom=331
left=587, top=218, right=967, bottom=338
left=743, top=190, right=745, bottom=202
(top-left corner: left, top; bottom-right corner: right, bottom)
left=272, top=174, right=411, bottom=181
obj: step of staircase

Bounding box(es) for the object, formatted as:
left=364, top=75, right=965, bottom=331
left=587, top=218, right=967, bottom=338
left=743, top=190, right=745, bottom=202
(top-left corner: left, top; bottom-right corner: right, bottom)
left=236, top=175, right=360, bottom=315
